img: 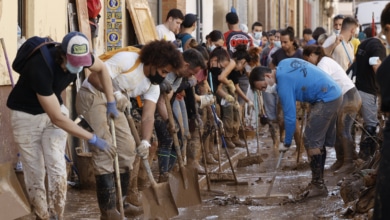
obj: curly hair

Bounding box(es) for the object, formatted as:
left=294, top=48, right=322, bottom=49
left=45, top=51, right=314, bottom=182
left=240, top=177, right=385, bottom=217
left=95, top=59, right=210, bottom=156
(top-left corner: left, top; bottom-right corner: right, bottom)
left=140, top=40, right=184, bottom=72
left=247, top=46, right=261, bottom=67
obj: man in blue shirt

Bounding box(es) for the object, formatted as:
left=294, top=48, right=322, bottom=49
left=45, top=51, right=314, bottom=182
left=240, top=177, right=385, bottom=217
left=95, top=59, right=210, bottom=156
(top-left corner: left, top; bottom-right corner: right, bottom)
left=249, top=58, right=342, bottom=200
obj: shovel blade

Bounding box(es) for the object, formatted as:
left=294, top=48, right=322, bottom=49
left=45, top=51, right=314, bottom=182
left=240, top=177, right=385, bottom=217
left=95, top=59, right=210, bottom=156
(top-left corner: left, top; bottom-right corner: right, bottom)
left=141, top=182, right=178, bottom=219
left=169, top=166, right=202, bottom=208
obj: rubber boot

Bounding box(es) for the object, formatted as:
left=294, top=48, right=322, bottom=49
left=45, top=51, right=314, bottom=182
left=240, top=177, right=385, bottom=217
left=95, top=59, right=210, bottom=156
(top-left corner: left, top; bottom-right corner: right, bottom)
left=329, top=141, right=343, bottom=171
left=127, top=158, right=142, bottom=207
left=119, top=171, right=143, bottom=218
left=269, top=121, right=280, bottom=149
left=95, top=174, right=124, bottom=220
left=231, top=135, right=245, bottom=148
left=224, top=137, right=236, bottom=149
left=296, top=151, right=328, bottom=201
left=158, top=172, right=169, bottom=183
left=334, top=138, right=356, bottom=174
left=203, top=133, right=218, bottom=164
left=187, top=133, right=205, bottom=173
left=208, top=132, right=220, bottom=161
left=358, top=126, right=376, bottom=161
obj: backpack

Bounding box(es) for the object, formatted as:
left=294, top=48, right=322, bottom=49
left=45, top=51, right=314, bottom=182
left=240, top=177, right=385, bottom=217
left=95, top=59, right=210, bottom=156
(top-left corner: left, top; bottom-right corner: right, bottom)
left=12, top=36, right=60, bottom=75
left=87, top=0, right=102, bottom=38
left=99, top=46, right=142, bottom=73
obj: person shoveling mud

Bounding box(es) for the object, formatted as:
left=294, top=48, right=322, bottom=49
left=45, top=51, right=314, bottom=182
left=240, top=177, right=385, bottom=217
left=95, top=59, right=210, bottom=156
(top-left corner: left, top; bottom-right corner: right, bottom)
left=249, top=60, right=342, bottom=201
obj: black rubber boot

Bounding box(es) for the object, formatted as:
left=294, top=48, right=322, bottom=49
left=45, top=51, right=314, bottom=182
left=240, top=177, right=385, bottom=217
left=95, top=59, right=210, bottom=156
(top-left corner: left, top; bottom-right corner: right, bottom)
left=95, top=174, right=124, bottom=220
left=119, top=172, right=143, bottom=218
left=296, top=152, right=328, bottom=201
left=359, top=126, right=376, bottom=161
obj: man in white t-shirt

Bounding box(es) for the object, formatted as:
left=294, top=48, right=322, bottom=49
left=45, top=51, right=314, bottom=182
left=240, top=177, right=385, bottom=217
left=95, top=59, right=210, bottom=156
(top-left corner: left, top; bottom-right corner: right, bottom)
left=156, top=8, right=184, bottom=42
left=322, top=16, right=358, bottom=70
left=75, top=40, right=184, bottom=219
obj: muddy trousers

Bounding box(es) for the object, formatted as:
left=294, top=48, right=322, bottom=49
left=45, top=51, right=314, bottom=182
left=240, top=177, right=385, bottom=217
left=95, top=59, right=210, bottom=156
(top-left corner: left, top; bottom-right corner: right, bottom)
left=374, top=120, right=390, bottom=219
left=358, top=126, right=377, bottom=161
left=11, top=109, right=68, bottom=220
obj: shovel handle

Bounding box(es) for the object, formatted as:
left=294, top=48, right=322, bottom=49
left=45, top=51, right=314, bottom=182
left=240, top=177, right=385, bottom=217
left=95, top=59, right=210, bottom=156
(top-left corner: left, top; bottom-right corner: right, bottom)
left=109, top=119, right=125, bottom=219
left=164, top=94, right=189, bottom=189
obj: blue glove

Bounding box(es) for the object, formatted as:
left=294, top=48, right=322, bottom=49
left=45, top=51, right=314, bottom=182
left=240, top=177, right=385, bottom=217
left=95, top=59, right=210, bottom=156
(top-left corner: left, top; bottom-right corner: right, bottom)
left=107, top=101, right=119, bottom=118
left=88, top=134, right=110, bottom=151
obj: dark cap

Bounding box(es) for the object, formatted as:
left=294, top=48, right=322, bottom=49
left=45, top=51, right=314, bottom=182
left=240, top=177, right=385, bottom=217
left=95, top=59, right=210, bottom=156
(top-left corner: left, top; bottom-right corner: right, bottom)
left=226, top=12, right=239, bottom=24
left=182, top=13, right=197, bottom=28
left=61, top=31, right=92, bottom=67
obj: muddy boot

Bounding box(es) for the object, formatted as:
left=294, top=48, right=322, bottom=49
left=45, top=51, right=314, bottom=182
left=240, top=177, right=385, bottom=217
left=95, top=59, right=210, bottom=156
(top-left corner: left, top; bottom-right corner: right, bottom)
left=329, top=141, right=344, bottom=171
left=95, top=174, right=125, bottom=220
left=358, top=126, right=376, bottom=161
left=208, top=132, right=220, bottom=161
left=187, top=136, right=205, bottom=173
left=269, top=121, right=280, bottom=149
left=231, top=136, right=245, bottom=148
left=334, top=139, right=356, bottom=175
left=296, top=152, right=328, bottom=201
left=203, top=134, right=218, bottom=164
left=120, top=171, right=143, bottom=218
left=126, top=158, right=143, bottom=207
left=224, top=137, right=236, bottom=149
left=158, top=172, right=169, bottom=183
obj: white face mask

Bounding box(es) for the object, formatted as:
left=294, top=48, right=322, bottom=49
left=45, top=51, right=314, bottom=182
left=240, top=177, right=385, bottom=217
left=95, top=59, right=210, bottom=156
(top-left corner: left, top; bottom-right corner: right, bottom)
left=244, top=63, right=252, bottom=73
left=274, top=41, right=281, bottom=47
left=209, top=44, right=216, bottom=52
left=66, top=61, right=83, bottom=74
left=254, top=32, right=262, bottom=40
left=334, top=29, right=340, bottom=35
left=265, top=83, right=276, bottom=93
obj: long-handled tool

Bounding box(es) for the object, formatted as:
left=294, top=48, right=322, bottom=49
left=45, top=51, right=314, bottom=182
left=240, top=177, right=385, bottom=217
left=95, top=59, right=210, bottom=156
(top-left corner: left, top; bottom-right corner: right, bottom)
left=297, top=105, right=307, bottom=163
left=165, top=94, right=202, bottom=208
left=192, top=88, right=225, bottom=195
left=237, top=112, right=263, bottom=167
left=126, top=110, right=179, bottom=219
left=109, top=119, right=125, bottom=219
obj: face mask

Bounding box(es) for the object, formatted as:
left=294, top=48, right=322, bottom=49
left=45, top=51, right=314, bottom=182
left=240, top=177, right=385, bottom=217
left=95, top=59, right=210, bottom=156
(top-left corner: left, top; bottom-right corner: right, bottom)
left=265, top=83, right=276, bottom=93
left=274, top=41, right=281, bottom=48
left=334, top=29, right=340, bottom=35
left=66, top=62, right=83, bottom=74
left=254, top=32, right=262, bottom=40
left=209, top=44, right=216, bottom=52
left=209, top=67, right=222, bottom=76
left=244, top=64, right=252, bottom=73
left=148, top=70, right=165, bottom=85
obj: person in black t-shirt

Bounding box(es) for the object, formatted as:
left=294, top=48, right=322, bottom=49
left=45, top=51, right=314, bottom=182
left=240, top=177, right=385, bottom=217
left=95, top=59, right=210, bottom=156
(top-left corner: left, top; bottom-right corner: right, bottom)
left=374, top=3, right=390, bottom=218
left=354, top=35, right=386, bottom=161
left=7, top=32, right=117, bottom=219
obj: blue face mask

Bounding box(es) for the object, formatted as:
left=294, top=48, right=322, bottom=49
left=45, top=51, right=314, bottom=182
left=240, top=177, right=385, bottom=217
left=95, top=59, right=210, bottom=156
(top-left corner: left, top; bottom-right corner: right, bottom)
left=209, top=44, right=216, bottom=52
left=254, top=32, right=262, bottom=40
left=66, top=61, right=83, bottom=74
left=274, top=41, right=281, bottom=48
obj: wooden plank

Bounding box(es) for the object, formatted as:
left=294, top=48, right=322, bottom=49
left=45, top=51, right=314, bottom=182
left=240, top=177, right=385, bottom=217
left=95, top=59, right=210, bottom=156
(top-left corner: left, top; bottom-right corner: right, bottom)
left=126, top=0, right=158, bottom=45
left=68, top=3, right=79, bottom=32
left=75, top=0, right=92, bottom=46
left=106, top=0, right=123, bottom=51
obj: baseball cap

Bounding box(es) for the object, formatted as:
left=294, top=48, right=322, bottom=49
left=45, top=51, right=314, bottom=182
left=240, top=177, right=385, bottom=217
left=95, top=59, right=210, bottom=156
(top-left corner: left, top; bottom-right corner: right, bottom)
left=226, top=12, right=239, bottom=25
left=61, top=32, right=92, bottom=67
left=182, top=13, right=197, bottom=28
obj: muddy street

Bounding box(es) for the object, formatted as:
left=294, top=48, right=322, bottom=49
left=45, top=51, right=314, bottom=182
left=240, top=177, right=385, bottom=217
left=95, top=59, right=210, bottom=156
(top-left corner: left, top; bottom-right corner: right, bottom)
left=17, top=127, right=368, bottom=220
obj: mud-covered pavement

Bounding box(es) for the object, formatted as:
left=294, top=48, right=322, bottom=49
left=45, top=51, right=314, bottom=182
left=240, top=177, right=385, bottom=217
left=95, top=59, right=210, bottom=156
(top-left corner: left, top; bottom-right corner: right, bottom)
left=18, top=127, right=369, bottom=220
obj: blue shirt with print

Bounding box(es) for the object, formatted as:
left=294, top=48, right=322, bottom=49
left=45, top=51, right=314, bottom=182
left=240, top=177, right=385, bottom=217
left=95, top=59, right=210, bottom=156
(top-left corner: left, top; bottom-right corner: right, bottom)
left=276, top=58, right=341, bottom=145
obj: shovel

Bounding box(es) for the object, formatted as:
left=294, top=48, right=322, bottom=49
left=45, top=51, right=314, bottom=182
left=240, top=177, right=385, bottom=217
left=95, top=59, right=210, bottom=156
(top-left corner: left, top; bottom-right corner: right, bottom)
left=164, top=94, right=202, bottom=208
left=125, top=110, right=179, bottom=219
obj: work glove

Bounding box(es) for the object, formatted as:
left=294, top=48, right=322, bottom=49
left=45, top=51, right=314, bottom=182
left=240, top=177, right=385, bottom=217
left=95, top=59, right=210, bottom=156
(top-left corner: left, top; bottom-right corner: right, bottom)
left=188, top=76, right=197, bottom=87
left=88, top=134, right=110, bottom=151
left=137, top=140, right=151, bottom=159
left=114, top=91, right=131, bottom=112
left=279, top=143, right=291, bottom=153
left=224, top=94, right=235, bottom=104
left=160, top=81, right=172, bottom=94
left=107, top=101, right=119, bottom=118
left=200, top=94, right=215, bottom=109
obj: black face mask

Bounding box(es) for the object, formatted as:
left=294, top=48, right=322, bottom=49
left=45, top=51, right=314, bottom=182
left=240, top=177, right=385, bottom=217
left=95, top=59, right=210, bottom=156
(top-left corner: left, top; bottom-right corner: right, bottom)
left=149, top=70, right=165, bottom=85
left=209, top=67, right=222, bottom=76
